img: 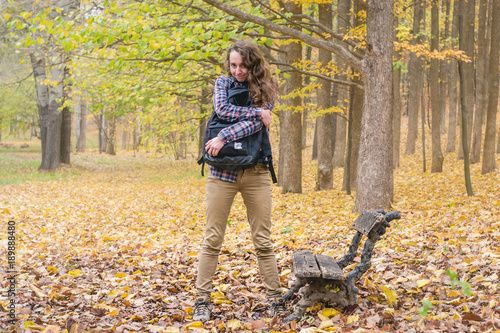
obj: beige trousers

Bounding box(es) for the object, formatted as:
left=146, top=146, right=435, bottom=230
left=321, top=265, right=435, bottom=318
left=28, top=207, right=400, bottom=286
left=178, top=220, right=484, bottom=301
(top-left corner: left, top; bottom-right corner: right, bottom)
left=195, top=163, right=282, bottom=300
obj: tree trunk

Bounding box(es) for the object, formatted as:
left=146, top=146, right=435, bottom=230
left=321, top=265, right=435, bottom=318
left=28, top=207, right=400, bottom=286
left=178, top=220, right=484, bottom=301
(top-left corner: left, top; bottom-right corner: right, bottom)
left=421, top=71, right=427, bottom=172
left=458, top=10, right=474, bottom=196
left=316, top=2, right=333, bottom=190
left=404, top=1, right=424, bottom=155
left=431, top=0, right=444, bottom=173
left=60, top=105, right=71, bottom=164
left=99, top=111, right=107, bottom=154
left=446, top=0, right=460, bottom=152
left=393, top=18, right=402, bottom=169
left=76, top=98, right=86, bottom=152
left=440, top=0, right=451, bottom=134
left=278, top=0, right=302, bottom=193
left=332, top=0, right=351, bottom=168
left=458, top=0, right=475, bottom=159
left=106, top=115, right=116, bottom=155
left=122, top=130, right=128, bottom=151
left=354, top=0, right=394, bottom=212
left=30, top=53, right=51, bottom=168
left=311, top=121, right=318, bottom=160
left=303, top=45, right=312, bottom=149
left=470, top=0, right=489, bottom=163
left=481, top=0, right=499, bottom=174
left=342, top=78, right=363, bottom=192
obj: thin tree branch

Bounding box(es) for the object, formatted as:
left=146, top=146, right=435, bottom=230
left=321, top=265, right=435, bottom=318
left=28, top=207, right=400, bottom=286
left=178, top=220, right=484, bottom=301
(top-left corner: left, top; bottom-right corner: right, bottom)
left=199, top=0, right=363, bottom=72
left=271, top=62, right=364, bottom=90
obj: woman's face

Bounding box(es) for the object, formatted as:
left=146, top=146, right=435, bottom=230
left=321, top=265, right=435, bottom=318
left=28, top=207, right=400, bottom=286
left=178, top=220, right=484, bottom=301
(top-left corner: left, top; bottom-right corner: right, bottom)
left=229, top=51, right=249, bottom=82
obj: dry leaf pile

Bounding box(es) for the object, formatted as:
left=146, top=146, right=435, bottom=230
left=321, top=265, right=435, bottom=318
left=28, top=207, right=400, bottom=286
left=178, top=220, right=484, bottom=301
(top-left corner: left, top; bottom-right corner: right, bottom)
left=0, top=149, right=499, bottom=333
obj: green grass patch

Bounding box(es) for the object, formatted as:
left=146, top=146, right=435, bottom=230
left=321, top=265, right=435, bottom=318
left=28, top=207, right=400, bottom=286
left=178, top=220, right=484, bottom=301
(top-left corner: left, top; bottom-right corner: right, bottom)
left=0, top=152, right=80, bottom=186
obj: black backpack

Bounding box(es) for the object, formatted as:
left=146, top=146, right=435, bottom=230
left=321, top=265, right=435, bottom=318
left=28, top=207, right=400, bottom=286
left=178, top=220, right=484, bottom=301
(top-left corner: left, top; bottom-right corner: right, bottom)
left=197, top=82, right=277, bottom=183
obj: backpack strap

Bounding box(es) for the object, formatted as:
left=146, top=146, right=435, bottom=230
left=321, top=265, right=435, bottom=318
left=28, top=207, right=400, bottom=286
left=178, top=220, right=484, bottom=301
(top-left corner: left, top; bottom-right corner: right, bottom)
left=197, top=156, right=205, bottom=177
left=261, top=129, right=277, bottom=184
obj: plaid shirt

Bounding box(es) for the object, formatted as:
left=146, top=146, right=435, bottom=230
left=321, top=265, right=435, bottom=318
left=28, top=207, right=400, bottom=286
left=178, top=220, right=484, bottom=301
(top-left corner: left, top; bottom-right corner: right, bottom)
left=209, top=75, right=274, bottom=182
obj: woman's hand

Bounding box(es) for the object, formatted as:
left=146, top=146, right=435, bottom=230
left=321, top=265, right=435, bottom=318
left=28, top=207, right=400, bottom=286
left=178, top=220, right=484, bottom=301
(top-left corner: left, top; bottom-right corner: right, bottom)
left=261, top=109, right=272, bottom=129
left=205, top=137, right=224, bottom=156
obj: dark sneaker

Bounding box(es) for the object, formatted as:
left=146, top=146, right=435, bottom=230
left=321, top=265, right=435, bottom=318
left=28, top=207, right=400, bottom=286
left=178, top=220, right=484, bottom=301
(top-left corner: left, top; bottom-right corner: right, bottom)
left=269, top=298, right=286, bottom=317
left=192, top=298, right=211, bottom=322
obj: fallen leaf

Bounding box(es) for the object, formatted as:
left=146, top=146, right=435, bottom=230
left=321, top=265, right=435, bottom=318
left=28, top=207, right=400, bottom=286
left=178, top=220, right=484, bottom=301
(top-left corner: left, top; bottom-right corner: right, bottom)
left=30, top=283, right=48, bottom=298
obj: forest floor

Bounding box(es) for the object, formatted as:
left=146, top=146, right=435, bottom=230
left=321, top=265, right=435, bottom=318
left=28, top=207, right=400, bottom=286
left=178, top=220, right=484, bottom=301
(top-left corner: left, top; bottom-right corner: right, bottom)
left=1, top=137, right=500, bottom=333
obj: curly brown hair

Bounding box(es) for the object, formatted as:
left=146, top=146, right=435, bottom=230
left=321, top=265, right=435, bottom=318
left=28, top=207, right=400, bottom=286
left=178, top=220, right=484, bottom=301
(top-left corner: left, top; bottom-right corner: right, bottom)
left=224, top=40, right=278, bottom=107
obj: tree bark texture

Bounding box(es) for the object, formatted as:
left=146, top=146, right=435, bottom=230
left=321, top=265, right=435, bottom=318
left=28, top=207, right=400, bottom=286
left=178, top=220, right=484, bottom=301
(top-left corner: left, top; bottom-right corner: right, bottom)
left=30, top=53, right=51, bottom=169
left=278, top=0, right=302, bottom=193
left=77, top=98, right=86, bottom=152
left=354, top=0, right=394, bottom=212
left=431, top=0, right=444, bottom=173
left=471, top=0, right=489, bottom=163
left=458, top=0, right=475, bottom=159
left=332, top=0, right=351, bottom=168
left=342, top=80, right=363, bottom=192
left=404, top=2, right=424, bottom=155
left=481, top=0, right=499, bottom=174
left=446, top=0, right=460, bottom=153
left=393, top=18, right=402, bottom=169
left=107, top=115, right=116, bottom=155
left=316, top=2, right=334, bottom=190
left=60, top=105, right=71, bottom=164
left=303, top=45, right=312, bottom=149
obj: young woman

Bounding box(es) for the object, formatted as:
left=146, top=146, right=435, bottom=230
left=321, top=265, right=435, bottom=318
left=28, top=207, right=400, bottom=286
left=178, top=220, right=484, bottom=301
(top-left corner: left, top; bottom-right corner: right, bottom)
left=193, top=40, right=284, bottom=321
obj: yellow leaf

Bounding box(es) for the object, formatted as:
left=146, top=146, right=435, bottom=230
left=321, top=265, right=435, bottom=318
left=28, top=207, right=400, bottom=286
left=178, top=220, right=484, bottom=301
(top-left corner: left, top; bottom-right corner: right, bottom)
left=47, top=266, right=58, bottom=274
left=68, top=269, right=82, bottom=277
left=185, top=306, right=194, bottom=314
left=380, top=285, right=397, bottom=305
left=1, top=208, right=9, bottom=214
left=108, top=290, right=119, bottom=298
left=109, top=308, right=120, bottom=316
left=319, top=308, right=340, bottom=319
left=41, top=227, right=47, bottom=232
left=115, top=272, right=127, bottom=278
left=227, top=319, right=241, bottom=330
left=318, top=319, right=334, bottom=329
left=186, top=322, right=203, bottom=328
left=448, top=290, right=461, bottom=297
left=346, top=315, right=359, bottom=325
left=417, top=279, right=431, bottom=288
left=133, top=270, right=144, bottom=275
left=4, top=14, right=10, bottom=20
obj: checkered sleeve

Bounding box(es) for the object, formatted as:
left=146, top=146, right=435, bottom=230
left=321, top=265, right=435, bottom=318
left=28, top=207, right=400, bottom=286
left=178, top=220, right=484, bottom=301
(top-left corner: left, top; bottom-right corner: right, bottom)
left=213, top=76, right=262, bottom=122
left=217, top=120, right=264, bottom=144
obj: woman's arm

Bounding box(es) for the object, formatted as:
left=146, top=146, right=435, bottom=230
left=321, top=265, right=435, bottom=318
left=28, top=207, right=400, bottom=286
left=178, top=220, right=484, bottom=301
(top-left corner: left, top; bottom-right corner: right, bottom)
left=213, top=76, right=263, bottom=122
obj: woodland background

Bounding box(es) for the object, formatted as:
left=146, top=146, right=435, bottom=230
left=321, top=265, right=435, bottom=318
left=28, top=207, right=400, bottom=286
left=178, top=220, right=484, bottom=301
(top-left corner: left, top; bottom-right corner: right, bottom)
left=1, top=0, right=500, bottom=332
